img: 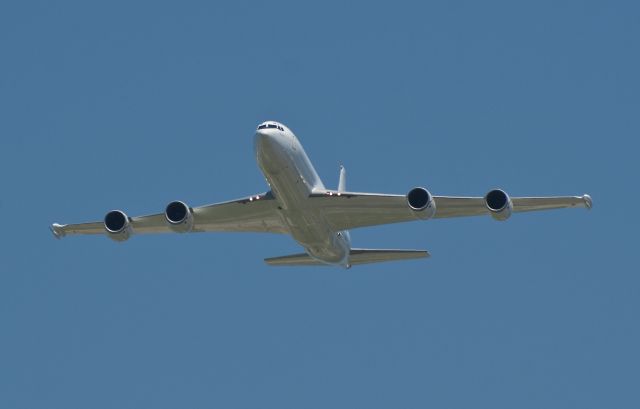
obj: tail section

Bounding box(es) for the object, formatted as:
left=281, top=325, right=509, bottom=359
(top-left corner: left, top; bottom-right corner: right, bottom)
left=348, top=248, right=429, bottom=264
left=264, top=248, right=429, bottom=267
left=336, top=165, right=352, bottom=246
left=264, top=252, right=325, bottom=266
left=338, top=165, right=347, bottom=193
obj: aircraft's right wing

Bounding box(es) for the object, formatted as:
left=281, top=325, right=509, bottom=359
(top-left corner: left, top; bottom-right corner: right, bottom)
left=310, top=190, right=592, bottom=231
left=51, top=191, right=288, bottom=239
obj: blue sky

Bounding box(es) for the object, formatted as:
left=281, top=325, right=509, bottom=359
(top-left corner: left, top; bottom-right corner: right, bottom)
left=1, top=1, right=638, bottom=408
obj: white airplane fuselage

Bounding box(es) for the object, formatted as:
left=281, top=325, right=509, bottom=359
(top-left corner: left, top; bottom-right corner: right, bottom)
left=254, top=122, right=351, bottom=266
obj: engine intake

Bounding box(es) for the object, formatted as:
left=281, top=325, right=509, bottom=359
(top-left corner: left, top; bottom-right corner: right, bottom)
left=484, top=189, right=512, bottom=221
left=406, top=187, right=436, bottom=219
left=104, top=210, right=132, bottom=241
left=165, top=201, right=194, bottom=233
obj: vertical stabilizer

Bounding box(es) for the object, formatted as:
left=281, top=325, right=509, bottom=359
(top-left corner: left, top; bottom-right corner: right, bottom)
left=337, top=165, right=352, bottom=247
left=338, top=165, right=347, bottom=193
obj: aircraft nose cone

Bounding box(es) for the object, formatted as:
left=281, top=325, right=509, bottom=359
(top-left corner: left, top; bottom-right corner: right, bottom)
left=255, top=128, right=269, bottom=139
left=254, top=129, right=272, bottom=149
left=254, top=129, right=283, bottom=160
left=254, top=129, right=286, bottom=174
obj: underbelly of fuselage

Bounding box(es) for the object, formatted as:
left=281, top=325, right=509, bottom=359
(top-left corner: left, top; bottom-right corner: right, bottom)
left=255, top=134, right=348, bottom=264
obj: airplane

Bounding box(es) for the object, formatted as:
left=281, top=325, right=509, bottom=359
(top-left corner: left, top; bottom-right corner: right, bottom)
left=51, top=120, right=592, bottom=268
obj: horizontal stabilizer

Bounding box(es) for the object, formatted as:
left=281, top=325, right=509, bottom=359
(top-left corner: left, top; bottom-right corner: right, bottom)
left=264, top=248, right=429, bottom=267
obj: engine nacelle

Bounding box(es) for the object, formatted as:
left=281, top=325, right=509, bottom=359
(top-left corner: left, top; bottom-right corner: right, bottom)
left=104, top=210, right=132, bottom=241
left=484, top=189, right=513, bottom=221
left=406, top=187, right=436, bottom=219
left=165, top=201, right=194, bottom=233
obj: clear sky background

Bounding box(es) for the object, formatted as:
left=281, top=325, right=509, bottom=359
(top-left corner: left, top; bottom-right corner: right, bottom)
left=1, top=1, right=638, bottom=408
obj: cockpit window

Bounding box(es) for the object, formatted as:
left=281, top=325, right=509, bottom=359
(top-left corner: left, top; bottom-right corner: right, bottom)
left=257, top=123, right=284, bottom=131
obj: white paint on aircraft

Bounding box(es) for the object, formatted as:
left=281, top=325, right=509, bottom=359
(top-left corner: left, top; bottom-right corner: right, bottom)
left=51, top=121, right=592, bottom=268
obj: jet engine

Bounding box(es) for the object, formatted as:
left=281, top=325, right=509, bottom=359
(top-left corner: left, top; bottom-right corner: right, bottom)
left=165, top=201, right=194, bottom=233
left=406, top=187, right=436, bottom=219
left=104, top=210, right=132, bottom=241
left=484, top=189, right=512, bottom=221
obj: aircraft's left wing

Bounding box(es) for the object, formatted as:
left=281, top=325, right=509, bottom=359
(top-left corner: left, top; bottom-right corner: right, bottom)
left=311, top=190, right=592, bottom=231
left=51, top=191, right=288, bottom=239
left=433, top=195, right=592, bottom=218
left=309, top=191, right=415, bottom=231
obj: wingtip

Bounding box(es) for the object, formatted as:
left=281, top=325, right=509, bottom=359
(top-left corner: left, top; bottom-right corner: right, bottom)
left=582, top=194, right=593, bottom=210
left=50, top=223, right=66, bottom=239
